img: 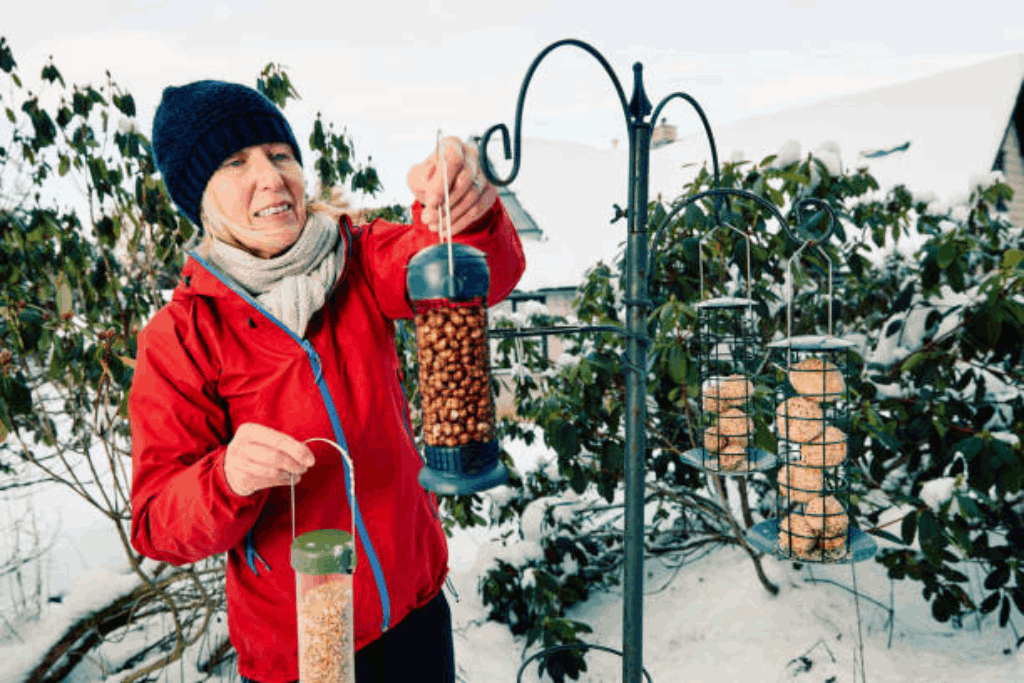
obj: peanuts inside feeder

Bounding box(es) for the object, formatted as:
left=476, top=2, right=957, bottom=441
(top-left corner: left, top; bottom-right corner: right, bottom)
left=407, top=241, right=508, bottom=495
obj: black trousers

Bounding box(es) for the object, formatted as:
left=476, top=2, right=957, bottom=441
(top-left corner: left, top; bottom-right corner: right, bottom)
left=241, top=590, right=455, bottom=683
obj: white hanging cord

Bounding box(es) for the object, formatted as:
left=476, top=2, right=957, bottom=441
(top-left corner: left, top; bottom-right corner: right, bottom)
left=437, top=130, right=456, bottom=296
left=851, top=560, right=868, bottom=682
left=744, top=230, right=752, bottom=300
left=289, top=438, right=357, bottom=544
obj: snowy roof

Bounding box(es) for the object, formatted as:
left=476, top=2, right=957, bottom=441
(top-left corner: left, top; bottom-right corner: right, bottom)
left=508, top=53, right=1024, bottom=291
left=503, top=138, right=629, bottom=292
left=496, top=186, right=544, bottom=240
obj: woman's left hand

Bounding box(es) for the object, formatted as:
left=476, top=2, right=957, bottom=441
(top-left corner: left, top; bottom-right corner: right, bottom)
left=407, top=136, right=498, bottom=235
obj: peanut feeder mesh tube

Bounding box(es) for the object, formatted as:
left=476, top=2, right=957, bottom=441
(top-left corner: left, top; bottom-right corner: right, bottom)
left=407, top=242, right=508, bottom=495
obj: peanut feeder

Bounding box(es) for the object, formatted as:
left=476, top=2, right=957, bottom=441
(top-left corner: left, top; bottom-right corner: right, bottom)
left=407, top=242, right=508, bottom=495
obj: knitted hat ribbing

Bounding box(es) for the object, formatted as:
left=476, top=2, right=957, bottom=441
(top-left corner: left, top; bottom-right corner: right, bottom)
left=151, top=80, right=302, bottom=229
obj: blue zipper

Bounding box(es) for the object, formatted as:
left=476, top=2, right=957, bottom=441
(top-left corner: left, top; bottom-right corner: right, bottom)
left=188, top=250, right=393, bottom=633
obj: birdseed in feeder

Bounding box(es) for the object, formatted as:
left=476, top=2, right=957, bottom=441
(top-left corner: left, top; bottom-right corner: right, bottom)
left=775, top=396, right=824, bottom=443
left=703, top=425, right=731, bottom=453
left=703, top=375, right=754, bottom=413
left=788, top=357, right=845, bottom=401
left=779, top=513, right=816, bottom=557
left=800, top=426, right=847, bottom=467
left=821, top=530, right=849, bottom=552
left=803, top=495, right=848, bottom=535
left=717, top=407, right=753, bottom=439
left=718, top=441, right=748, bottom=471
left=297, top=575, right=354, bottom=683
left=777, top=463, right=823, bottom=503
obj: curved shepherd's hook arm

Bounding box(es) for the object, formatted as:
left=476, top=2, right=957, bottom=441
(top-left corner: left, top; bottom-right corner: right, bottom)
left=646, top=188, right=839, bottom=278
left=649, top=92, right=723, bottom=201
left=478, top=38, right=631, bottom=187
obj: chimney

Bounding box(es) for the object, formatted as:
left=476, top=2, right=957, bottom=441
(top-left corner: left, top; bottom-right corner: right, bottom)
left=651, top=118, right=677, bottom=148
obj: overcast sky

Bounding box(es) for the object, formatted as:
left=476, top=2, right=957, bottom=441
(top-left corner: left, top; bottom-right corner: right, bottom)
left=4, top=0, right=1024, bottom=206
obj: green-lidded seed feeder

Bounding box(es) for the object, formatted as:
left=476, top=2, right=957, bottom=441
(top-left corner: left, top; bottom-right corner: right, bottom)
left=292, top=528, right=356, bottom=683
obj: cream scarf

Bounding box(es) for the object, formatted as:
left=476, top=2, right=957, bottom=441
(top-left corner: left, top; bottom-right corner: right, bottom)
left=207, top=211, right=346, bottom=337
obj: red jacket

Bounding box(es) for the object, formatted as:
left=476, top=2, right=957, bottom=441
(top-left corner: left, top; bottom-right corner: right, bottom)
left=130, top=200, right=525, bottom=683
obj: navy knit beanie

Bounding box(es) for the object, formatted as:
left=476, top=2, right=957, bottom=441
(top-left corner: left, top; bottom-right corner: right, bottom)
left=151, top=80, right=302, bottom=229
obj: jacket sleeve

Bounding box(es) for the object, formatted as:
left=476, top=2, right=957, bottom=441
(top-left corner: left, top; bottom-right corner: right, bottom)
left=129, top=302, right=269, bottom=566
left=356, top=197, right=527, bottom=320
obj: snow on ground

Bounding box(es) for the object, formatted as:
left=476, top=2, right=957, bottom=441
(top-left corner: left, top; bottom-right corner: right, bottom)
left=3, top=427, right=1024, bottom=682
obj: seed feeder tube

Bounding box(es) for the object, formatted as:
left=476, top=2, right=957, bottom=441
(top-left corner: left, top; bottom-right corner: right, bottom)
left=292, top=529, right=356, bottom=683
left=407, top=242, right=508, bottom=495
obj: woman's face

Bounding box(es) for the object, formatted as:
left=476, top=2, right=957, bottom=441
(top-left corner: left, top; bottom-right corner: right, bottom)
left=204, top=142, right=307, bottom=258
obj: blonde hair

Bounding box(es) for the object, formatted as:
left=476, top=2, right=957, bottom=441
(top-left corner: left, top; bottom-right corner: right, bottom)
left=196, top=185, right=354, bottom=258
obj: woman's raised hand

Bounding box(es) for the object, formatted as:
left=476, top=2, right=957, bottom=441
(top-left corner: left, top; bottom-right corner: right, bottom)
left=407, top=136, right=498, bottom=235
left=223, top=423, right=316, bottom=497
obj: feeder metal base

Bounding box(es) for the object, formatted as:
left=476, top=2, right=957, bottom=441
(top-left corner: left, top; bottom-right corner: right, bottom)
left=680, top=447, right=777, bottom=475
left=746, top=518, right=878, bottom=564
left=419, top=440, right=509, bottom=495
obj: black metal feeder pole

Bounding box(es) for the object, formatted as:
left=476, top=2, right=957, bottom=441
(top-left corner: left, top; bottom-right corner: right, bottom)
left=478, top=37, right=728, bottom=683
left=478, top=38, right=843, bottom=683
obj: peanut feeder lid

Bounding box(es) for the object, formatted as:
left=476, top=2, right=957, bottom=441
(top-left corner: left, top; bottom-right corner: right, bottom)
left=407, top=243, right=490, bottom=301
left=291, top=529, right=355, bottom=575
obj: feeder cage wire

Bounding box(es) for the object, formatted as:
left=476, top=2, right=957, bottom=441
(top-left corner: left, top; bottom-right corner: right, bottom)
left=748, top=225, right=877, bottom=564
left=683, top=218, right=776, bottom=475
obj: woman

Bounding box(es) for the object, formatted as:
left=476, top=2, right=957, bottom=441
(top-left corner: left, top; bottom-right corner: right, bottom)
left=129, top=80, right=525, bottom=683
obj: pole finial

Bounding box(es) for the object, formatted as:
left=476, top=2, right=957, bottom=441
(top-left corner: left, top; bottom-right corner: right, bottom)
left=629, top=62, right=653, bottom=120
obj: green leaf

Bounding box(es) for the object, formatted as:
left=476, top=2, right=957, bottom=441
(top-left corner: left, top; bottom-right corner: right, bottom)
left=0, top=37, right=16, bottom=73
left=901, top=510, right=917, bottom=545
left=40, top=63, right=64, bottom=86
left=918, top=509, right=946, bottom=557
left=1012, top=587, right=1024, bottom=616
left=869, top=528, right=904, bottom=546
left=937, top=242, right=956, bottom=269
left=55, top=275, right=73, bottom=319
left=954, top=493, right=981, bottom=520
left=667, top=344, right=687, bottom=385
left=1004, top=249, right=1024, bottom=270
left=113, top=92, right=136, bottom=117
left=980, top=591, right=1001, bottom=614
left=985, top=564, right=1010, bottom=590
left=58, top=154, right=70, bottom=177
left=901, top=351, right=927, bottom=374
left=932, top=592, right=953, bottom=622
left=5, top=107, right=13, bottom=123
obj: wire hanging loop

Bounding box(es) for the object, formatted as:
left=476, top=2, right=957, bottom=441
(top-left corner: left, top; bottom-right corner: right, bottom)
left=784, top=198, right=840, bottom=339
left=290, top=438, right=357, bottom=544
left=698, top=216, right=754, bottom=302
left=436, top=130, right=456, bottom=298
